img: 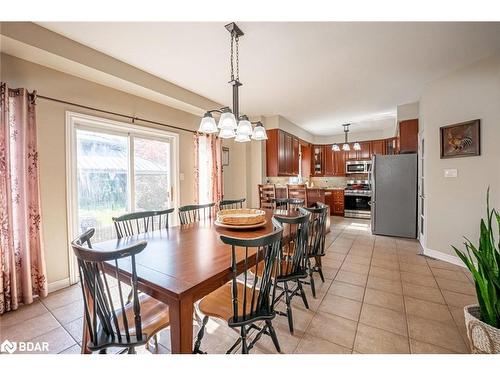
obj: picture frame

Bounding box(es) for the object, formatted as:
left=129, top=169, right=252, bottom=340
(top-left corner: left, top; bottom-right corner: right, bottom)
left=222, top=146, right=229, bottom=166
left=439, top=119, right=480, bottom=159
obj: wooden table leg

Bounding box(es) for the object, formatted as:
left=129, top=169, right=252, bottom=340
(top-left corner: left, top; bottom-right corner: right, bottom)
left=169, top=297, right=194, bottom=354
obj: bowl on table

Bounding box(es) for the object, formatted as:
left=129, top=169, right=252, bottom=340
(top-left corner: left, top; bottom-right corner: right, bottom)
left=215, top=209, right=267, bottom=229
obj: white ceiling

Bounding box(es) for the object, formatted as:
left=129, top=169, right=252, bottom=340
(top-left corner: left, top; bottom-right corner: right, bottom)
left=38, top=22, right=500, bottom=136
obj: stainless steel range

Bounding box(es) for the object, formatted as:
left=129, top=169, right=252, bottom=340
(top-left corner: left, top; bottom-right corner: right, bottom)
left=344, top=180, right=372, bottom=219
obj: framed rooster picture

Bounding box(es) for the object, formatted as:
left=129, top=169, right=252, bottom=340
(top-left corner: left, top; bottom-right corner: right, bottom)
left=440, top=119, right=480, bottom=159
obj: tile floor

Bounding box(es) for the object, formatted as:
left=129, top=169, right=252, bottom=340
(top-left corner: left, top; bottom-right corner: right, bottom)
left=0, top=217, right=476, bottom=354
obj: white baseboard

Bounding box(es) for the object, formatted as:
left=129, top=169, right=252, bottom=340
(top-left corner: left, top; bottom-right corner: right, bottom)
left=423, top=247, right=466, bottom=268
left=48, top=278, right=71, bottom=293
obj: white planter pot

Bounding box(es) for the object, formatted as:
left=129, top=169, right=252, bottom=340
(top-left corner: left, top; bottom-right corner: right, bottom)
left=464, top=304, right=500, bottom=354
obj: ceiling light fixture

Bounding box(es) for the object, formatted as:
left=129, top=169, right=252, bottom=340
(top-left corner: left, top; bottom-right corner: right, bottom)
left=333, top=124, right=359, bottom=152
left=198, top=23, right=267, bottom=141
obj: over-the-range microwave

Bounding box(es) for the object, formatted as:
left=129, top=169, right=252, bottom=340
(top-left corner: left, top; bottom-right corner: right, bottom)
left=345, top=160, right=372, bottom=174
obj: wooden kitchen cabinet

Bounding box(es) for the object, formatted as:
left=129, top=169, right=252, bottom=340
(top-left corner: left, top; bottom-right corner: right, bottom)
left=311, top=145, right=324, bottom=176
left=300, top=142, right=311, bottom=178
left=333, top=149, right=346, bottom=176
left=345, top=145, right=358, bottom=160
left=399, top=119, right=418, bottom=153
left=323, top=145, right=334, bottom=176
left=357, top=141, right=371, bottom=160
left=371, top=139, right=386, bottom=155
left=332, top=189, right=345, bottom=216
left=266, top=129, right=301, bottom=176
left=317, top=145, right=347, bottom=177
left=292, top=137, right=300, bottom=175
left=385, top=137, right=398, bottom=155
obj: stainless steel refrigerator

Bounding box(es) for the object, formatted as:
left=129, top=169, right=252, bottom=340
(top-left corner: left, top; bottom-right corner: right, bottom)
left=370, top=154, right=418, bottom=238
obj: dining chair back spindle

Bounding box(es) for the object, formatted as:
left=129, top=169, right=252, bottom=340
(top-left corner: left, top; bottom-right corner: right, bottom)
left=273, top=198, right=305, bottom=212
left=194, top=218, right=284, bottom=354
left=301, top=202, right=328, bottom=298
left=258, top=184, right=276, bottom=209
left=71, top=229, right=148, bottom=353
left=178, top=203, right=215, bottom=225
left=219, top=198, right=246, bottom=210
left=112, top=208, right=174, bottom=239
left=272, top=212, right=311, bottom=333
left=286, top=184, right=308, bottom=207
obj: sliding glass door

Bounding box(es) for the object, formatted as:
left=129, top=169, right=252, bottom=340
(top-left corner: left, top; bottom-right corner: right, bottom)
left=67, top=112, right=179, bottom=272
left=133, top=136, right=171, bottom=211
left=76, top=128, right=130, bottom=242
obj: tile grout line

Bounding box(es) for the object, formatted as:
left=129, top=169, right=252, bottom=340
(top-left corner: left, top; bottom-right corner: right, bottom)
left=349, top=232, right=375, bottom=354
left=396, top=241, right=413, bottom=354
left=293, top=222, right=352, bottom=353
left=426, top=257, right=471, bottom=352
left=39, top=290, right=85, bottom=347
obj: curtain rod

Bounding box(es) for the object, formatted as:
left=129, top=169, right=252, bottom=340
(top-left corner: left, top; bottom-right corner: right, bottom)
left=36, top=94, right=197, bottom=135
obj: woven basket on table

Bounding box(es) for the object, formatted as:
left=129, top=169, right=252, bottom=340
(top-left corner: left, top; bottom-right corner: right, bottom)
left=464, top=304, right=500, bottom=354
left=216, top=209, right=266, bottom=226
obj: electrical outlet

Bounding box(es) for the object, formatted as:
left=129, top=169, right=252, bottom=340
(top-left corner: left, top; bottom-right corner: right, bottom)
left=444, top=169, right=458, bottom=178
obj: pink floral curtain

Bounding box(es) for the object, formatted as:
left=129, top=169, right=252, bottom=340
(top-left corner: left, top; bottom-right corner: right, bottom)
left=0, top=83, right=47, bottom=315
left=193, top=132, right=223, bottom=205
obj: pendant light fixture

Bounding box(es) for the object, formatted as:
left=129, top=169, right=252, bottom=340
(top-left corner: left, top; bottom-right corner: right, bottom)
left=198, top=23, right=267, bottom=141
left=332, top=124, right=360, bottom=152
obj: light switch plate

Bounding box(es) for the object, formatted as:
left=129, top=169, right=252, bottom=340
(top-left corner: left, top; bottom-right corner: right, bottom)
left=180, top=173, right=185, bottom=181
left=444, top=169, right=458, bottom=178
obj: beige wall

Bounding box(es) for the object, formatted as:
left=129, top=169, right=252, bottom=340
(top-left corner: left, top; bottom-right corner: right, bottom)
left=397, top=101, right=419, bottom=122
left=1, top=53, right=208, bottom=285
left=222, top=140, right=247, bottom=204
left=421, top=53, right=500, bottom=257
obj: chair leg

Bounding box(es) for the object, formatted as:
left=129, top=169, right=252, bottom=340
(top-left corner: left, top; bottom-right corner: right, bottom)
left=193, top=315, right=209, bottom=354
left=297, top=280, right=309, bottom=310
left=309, top=268, right=317, bottom=299
left=128, top=346, right=136, bottom=354
left=241, top=326, right=249, bottom=354
left=153, top=334, right=159, bottom=352
left=266, top=320, right=281, bottom=353
left=283, top=282, right=294, bottom=334
left=316, top=256, right=325, bottom=283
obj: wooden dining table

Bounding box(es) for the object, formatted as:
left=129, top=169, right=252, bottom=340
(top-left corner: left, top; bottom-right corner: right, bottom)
left=87, top=209, right=297, bottom=354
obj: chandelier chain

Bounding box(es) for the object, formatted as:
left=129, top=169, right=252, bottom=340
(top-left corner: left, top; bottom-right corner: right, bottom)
left=230, top=34, right=235, bottom=81
left=235, top=35, right=240, bottom=81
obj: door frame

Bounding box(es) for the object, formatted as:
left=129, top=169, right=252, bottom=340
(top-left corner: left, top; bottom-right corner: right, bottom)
left=417, top=133, right=426, bottom=251
left=65, top=111, right=180, bottom=284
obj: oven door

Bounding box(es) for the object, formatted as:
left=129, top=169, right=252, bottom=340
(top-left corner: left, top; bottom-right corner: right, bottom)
left=344, top=194, right=371, bottom=218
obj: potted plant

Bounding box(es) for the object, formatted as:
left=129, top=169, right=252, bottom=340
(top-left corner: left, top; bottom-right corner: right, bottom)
left=453, top=189, right=500, bottom=353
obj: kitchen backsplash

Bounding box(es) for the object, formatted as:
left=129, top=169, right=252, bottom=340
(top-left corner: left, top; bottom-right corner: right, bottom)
left=265, top=176, right=348, bottom=188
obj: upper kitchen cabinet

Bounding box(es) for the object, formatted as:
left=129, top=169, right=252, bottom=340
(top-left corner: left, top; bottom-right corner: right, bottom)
left=357, top=141, right=372, bottom=160
left=300, top=142, right=311, bottom=178
left=398, top=119, right=419, bottom=153
left=312, top=145, right=324, bottom=176
left=345, top=141, right=371, bottom=160
left=385, top=137, right=399, bottom=155
left=324, top=145, right=346, bottom=176
left=266, top=129, right=301, bottom=176
left=371, top=139, right=386, bottom=155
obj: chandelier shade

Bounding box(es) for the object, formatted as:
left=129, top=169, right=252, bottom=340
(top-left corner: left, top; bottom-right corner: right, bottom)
left=218, top=127, right=236, bottom=139
left=332, top=144, right=340, bottom=151
left=218, top=111, right=237, bottom=130
left=198, top=113, right=218, bottom=134
left=236, top=117, right=253, bottom=136
left=342, top=143, right=351, bottom=151
left=251, top=122, right=268, bottom=140
left=235, top=133, right=251, bottom=142
left=353, top=142, right=361, bottom=151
